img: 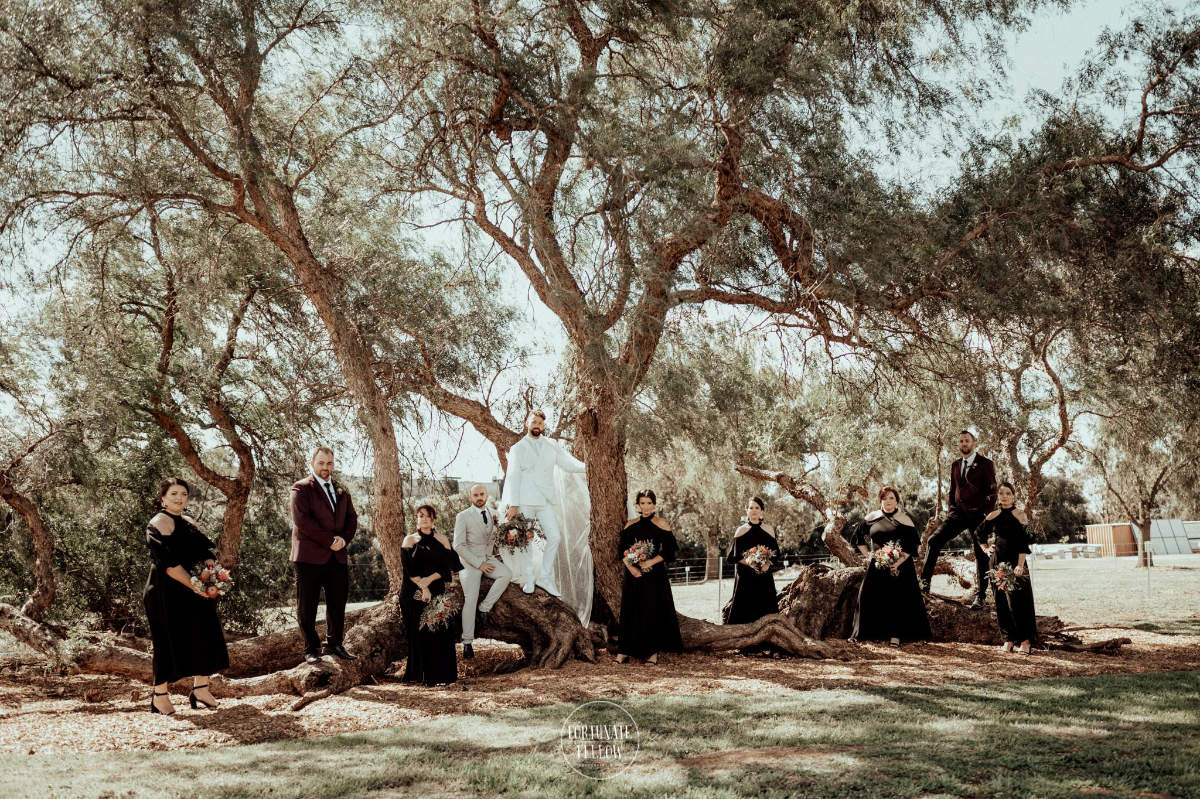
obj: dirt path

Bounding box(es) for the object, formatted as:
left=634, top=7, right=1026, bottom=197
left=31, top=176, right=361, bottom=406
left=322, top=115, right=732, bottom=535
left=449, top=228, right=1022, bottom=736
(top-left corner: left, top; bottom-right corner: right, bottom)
left=1, top=626, right=1197, bottom=755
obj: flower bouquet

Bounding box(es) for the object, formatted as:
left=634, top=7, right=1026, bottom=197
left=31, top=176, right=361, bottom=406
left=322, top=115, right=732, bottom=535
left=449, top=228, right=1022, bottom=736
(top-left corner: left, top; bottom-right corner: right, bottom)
left=871, top=540, right=905, bottom=570
left=189, top=559, right=233, bottom=598
left=419, top=585, right=464, bottom=631
left=493, top=513, right=545, bottom=552
left=623, top=540, right=656, bottom=570
left=988, top=561, right=1025, bottom=593
left=742, top=544, right=776, bottom=575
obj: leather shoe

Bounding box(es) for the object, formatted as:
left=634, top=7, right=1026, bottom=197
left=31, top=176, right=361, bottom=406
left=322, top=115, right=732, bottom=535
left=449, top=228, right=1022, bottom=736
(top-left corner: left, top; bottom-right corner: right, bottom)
left=478, top=609, right=491, bottom=628
left=463, top=643, right=474, bottom=660
left=969, top=598, right=986, bottom=610
left=304, top=653, right=322, bottom=665
left=326, top=644, right=356, bottom=660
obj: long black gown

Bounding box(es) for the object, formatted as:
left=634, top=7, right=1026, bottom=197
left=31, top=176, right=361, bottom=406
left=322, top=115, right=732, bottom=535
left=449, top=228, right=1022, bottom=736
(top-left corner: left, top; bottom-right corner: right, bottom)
left=143, top=512, right=230, bottom=684
left=851, top=511, right=932, bottom=642
left=400, top=530, right=463, bottom=685
left=976, top=507, right=1038, bottom=644
left=723, top=523, right=780, bottom=624
left=617, top=515, right=683, bottom=658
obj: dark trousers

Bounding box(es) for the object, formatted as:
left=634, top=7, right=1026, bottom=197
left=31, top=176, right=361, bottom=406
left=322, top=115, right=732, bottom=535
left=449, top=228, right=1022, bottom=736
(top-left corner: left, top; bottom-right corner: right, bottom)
left=920, top=510, right=989, bottom=601
left=294, top=558, right=349, bottom=655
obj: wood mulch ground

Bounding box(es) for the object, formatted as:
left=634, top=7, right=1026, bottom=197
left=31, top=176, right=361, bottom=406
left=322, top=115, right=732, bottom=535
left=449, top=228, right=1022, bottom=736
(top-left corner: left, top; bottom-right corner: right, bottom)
left=1, top=625, right=1197, bottom=755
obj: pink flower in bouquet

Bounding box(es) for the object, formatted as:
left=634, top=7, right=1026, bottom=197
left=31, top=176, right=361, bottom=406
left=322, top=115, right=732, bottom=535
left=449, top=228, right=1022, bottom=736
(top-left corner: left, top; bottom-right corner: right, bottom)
left=493, top=513, right=545, bottom=552
left=190, top=559, right=233, bottom=598
left=872, top=541, right=905, bottom=570
left=743, top=545, right=776, bottom=574
left=988, top=562, right=1023, bottom=592
left=623, top=540, right=655, bottom=568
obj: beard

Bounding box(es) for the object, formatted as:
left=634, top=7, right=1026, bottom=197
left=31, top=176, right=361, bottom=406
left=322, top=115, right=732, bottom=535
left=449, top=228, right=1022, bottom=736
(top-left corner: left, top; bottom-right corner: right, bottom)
left=530, top=428, right=543, bottom=437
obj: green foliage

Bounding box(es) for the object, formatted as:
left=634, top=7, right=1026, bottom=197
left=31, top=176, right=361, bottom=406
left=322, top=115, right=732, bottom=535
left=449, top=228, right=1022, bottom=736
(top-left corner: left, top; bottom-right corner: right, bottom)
left=1033, top=475, right=1092, bottom=543
left=0, top=430, right=301, bottom=635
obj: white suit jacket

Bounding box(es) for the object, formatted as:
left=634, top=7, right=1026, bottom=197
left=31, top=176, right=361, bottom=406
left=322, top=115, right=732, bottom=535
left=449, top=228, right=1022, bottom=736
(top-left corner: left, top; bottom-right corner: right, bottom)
left=499, top=434, right=586, bottom=509
left=453, top=505, right=497, bottom=570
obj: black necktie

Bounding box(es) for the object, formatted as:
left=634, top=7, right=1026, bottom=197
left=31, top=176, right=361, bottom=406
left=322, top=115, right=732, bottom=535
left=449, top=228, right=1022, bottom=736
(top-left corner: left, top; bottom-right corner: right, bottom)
left=481, top=510, right=489, bottom=525
left=323, top=481, right=337, bottom=509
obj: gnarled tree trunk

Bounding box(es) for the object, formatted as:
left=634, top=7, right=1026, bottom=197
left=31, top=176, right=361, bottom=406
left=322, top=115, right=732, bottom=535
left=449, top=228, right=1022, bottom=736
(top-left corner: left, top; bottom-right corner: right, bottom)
left=0, top=478, right=55, bottom=621
left=572, top=388, right=629, bottom=618
left=704, top=522, right=721, bottom=582
left=778, top=562, right=1123, bottom=653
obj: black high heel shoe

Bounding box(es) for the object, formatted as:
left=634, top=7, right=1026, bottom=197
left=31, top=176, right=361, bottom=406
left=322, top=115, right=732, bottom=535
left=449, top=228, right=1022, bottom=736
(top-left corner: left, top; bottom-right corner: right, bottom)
left=189, top=684, right=218, bottom=709
left=150, top=690, right=175, bottom=715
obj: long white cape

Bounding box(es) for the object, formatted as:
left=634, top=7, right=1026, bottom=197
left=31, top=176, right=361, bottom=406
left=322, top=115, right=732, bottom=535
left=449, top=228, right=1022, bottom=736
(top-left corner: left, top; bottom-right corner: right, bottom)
left=552, top=469, right=593, bottom=625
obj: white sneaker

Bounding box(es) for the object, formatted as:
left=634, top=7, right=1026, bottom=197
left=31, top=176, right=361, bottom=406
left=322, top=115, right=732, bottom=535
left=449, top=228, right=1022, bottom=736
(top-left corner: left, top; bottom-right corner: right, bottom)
left=522, top=581, right=535, bottom=594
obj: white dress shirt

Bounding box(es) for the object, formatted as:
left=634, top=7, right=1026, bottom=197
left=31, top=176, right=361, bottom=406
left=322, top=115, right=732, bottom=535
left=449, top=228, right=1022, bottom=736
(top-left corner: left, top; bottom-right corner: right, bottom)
left=311, top=469, right=338, bottom=510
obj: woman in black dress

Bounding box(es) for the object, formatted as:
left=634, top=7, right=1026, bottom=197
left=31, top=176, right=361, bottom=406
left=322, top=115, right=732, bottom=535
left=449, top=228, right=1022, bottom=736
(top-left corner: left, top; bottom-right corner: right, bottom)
left=144, top=477, right=230, bottom=715
left=400, top=504, right=463, bottom=685
left=850, top=486, right=931, bottom=647
left=615, top=489, right=683, bottom=665
left=976, top=482, right=1037, bottom=654
left=723, top=496, right=780, bottom=624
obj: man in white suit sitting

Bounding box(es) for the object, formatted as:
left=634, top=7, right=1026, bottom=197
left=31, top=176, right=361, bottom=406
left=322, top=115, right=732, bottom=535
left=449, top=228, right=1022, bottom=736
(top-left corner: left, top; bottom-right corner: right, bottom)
left=499, top=409, right=587, bottom=597
left=453, top=484, right=512, bottom=660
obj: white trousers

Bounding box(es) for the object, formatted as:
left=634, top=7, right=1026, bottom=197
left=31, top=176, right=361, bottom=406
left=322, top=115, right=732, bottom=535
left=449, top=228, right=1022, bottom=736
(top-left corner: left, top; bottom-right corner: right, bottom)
left=458, top=553, right=512, bottom=644
left=508, top=505, right=562, bottom=592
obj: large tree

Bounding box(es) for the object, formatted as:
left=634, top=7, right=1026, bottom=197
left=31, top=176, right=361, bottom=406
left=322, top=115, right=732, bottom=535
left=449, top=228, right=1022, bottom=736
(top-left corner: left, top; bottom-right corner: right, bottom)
left=1, top=1, right=1196, bottom=688
left=371, top=0, right=1096, bottom=615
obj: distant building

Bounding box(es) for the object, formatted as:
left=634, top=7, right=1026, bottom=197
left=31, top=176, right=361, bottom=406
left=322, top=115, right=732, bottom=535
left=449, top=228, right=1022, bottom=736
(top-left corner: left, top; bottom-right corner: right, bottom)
left=1086, top=520, right=1200, bottom=556
left=403, top=474, right=502, bottom=499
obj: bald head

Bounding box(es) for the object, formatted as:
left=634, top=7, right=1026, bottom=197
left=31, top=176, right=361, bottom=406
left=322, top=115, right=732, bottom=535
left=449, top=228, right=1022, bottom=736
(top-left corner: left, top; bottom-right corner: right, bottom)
left=469, top=484, right=489, bottom=507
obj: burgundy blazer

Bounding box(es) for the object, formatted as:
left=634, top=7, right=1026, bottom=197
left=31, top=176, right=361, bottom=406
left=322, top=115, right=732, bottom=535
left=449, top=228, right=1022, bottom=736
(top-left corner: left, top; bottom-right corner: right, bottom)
left=290, top=475, right=358, bottom=564
left=948, top=454, right=997, bottom=516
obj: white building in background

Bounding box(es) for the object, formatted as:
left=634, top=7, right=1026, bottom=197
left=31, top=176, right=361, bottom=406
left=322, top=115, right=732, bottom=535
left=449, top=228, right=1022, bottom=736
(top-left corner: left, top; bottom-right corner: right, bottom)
left=1083, top=519, right=1200, bottom=557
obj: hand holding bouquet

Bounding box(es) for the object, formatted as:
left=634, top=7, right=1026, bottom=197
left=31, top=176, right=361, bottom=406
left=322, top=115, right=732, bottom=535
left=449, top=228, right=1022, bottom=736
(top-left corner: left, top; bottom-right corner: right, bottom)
left=623, top=540, right=656, bottom=571
left=419, top=586, right=464, bottom=631
left=871, top=541, right=905, bottom=572
left=189, top=559, right=233, bottom=599
left=988, top=561, right=1025, bottom=593
left=741, top=545, right=776, bottom=575
left=493, top=513, right=545, bottom=552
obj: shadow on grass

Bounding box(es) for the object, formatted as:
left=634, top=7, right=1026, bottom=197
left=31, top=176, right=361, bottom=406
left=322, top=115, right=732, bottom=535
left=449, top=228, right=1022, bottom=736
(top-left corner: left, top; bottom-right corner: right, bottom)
left=2, top=671, right=1197, bottom=799
left=1128, top=617, right=1200, bottom=636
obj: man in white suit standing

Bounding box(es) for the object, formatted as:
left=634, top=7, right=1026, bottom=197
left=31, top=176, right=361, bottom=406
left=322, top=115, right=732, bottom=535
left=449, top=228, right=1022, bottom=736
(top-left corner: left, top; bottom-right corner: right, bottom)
left=453, top=484, right=512, bottom=660
left=499, top=410, right=587, bottom=597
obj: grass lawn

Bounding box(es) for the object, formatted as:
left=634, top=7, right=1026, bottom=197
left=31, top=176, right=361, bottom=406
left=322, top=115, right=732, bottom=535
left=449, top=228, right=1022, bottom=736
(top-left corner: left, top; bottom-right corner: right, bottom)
left=5, top=670, right=1197, bottom=799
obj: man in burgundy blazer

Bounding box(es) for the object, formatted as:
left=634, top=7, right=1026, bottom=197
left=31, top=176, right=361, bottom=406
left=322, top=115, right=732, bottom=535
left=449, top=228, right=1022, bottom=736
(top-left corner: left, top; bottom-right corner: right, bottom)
left=919, top=429, right=998, bottom=608
left=291, top=446, right=358, bottom=663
